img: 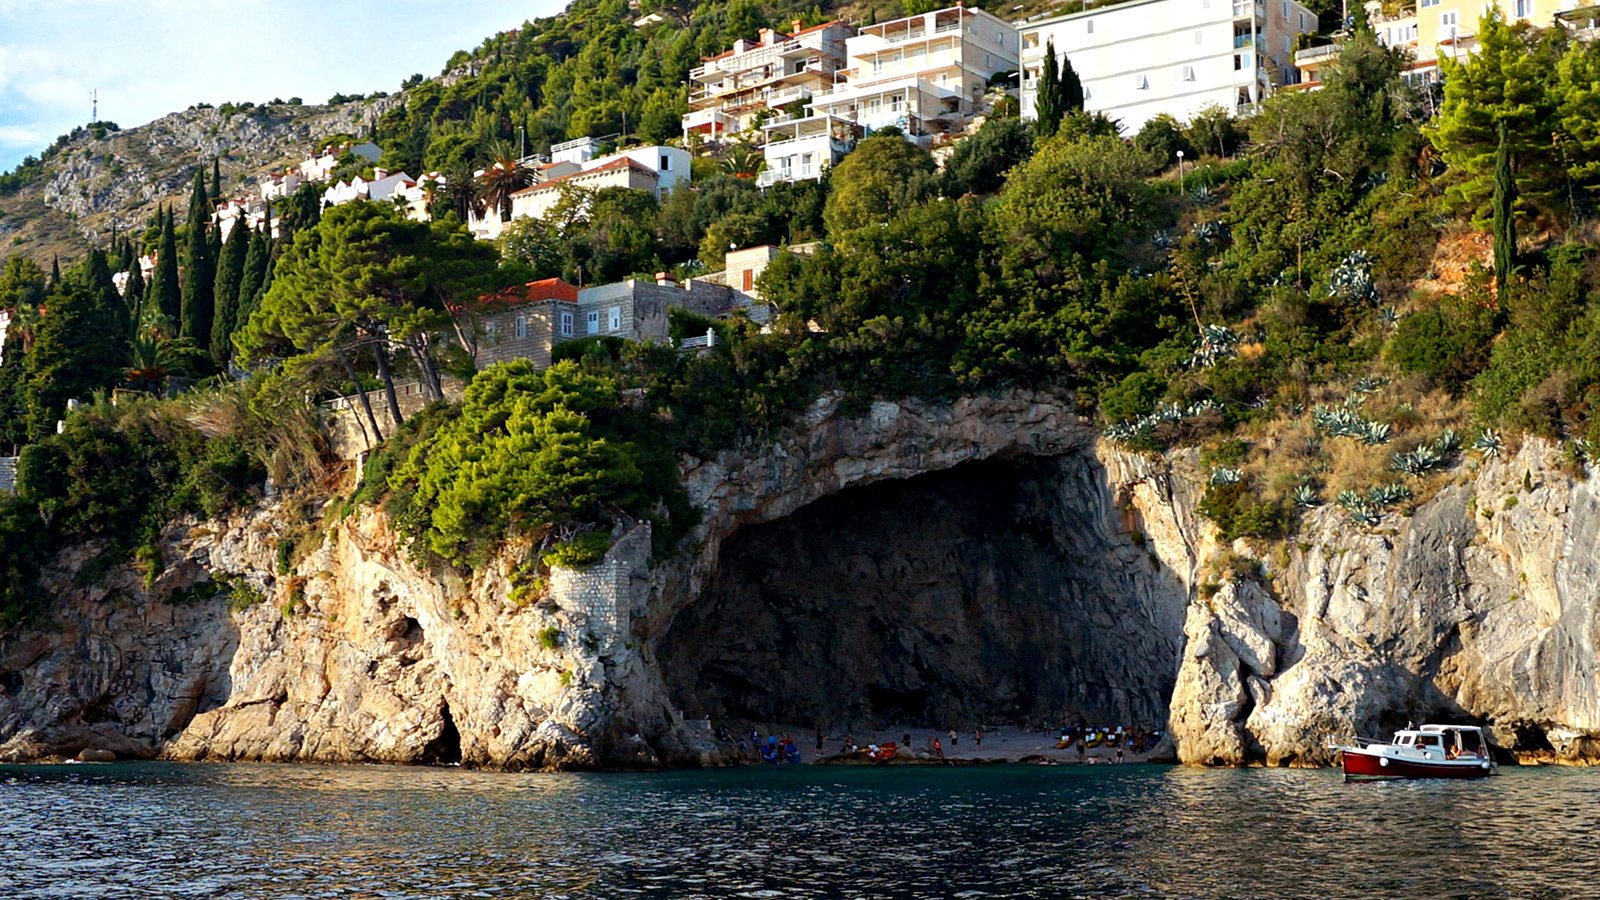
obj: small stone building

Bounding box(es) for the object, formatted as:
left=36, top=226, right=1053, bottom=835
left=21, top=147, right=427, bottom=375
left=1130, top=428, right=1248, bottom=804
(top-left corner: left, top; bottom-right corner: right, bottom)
left=474, top=275, right=746, bottom=369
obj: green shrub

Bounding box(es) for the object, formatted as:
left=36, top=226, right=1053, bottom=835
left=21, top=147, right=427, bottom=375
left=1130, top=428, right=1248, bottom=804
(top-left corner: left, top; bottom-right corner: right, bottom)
left=1199, top=480, right=1290, bottom=542
left=542, top=531, right=613, bottom=569
left=537, top=626, right=562, bottom=650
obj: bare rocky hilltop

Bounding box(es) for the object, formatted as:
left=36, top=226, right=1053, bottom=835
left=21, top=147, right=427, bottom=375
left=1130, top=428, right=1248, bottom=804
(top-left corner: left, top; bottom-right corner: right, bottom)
left=0, top=390, right=1596, bottom=769
left=0, top=97, right=397, bottom=265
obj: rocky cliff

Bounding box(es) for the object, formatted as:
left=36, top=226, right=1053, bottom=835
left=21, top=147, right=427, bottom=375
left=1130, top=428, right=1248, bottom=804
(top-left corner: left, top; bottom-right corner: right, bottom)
left=1, top=391, right=1597, bottom=768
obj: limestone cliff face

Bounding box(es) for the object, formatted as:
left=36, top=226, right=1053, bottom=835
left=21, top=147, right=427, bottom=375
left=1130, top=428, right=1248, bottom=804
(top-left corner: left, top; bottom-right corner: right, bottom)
left=1, top=391, right=1597, bottom=768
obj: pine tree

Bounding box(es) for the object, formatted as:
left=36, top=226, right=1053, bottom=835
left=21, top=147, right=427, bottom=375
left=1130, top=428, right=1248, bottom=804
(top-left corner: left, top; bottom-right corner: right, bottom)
left=210, top=220, right=250, bottom=365
left=1036, top=41, right=1063, bottom=139
left=22, top=268, right=129, bottom=440
left=180, top=170, right=216, bottom=356
left=1493, top=121, right=1517, bottom=294
left=148, top=205, right=182, bottom=330
left=237, top=227, right=270, bottom=333
left=1060, top=55, right=1085, bottom=114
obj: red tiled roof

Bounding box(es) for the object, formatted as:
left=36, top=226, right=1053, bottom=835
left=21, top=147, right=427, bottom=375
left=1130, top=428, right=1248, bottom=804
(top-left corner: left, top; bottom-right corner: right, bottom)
left=483, top=277, right=579, bottom=306
left=509, top=158, right=657, bottom=197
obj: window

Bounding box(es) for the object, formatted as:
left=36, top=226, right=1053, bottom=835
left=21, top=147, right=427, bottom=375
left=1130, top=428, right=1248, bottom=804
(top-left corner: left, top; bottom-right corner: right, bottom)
left=1134, top=74, right=1148, bottom=90
left=560, top=311, right=573, bottom=336
left=1195, top=29, right=1203, bottom=45
left=515, top=315, right=527, bottom=339
left=608, top=306, right=621, bottom=331
left=586, top=311, right=600, bottom=335
left=1024, top=33, right=1038, bottom=49
left=1441, top=11, right=1457, bottom=27
left=1420, top=0, right=1438, bottom=7
left=660, top=154, right=670, bottom=170
left=1087, top=19, right=1094, bottom=34
left=485, top=320, right=497, bottom=339
left=1281, top=1, right=1287, bottom=17
left=1178, top=64, right=1196, bottom=81
left=984, top=51, right=991, bottom=67
left=1515, top=0, right=1531, bottom=16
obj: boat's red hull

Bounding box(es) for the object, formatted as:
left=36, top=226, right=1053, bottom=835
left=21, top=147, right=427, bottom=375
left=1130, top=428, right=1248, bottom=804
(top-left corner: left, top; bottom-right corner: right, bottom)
left=1340, top=749, right=1494, bottom=780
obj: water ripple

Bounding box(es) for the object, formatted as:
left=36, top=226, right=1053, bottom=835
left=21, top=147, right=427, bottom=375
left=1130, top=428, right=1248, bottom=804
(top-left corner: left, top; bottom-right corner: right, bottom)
left=0, top=762, right=1596, bottom=898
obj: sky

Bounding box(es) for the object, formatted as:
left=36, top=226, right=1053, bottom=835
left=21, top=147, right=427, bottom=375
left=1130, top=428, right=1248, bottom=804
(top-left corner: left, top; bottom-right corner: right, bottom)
left=0, top=0, right=568, bottom=170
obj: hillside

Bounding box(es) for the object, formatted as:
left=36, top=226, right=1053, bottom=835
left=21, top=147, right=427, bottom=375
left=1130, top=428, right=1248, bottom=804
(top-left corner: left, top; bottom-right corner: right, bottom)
left=0, top=99, right=398, bottom=265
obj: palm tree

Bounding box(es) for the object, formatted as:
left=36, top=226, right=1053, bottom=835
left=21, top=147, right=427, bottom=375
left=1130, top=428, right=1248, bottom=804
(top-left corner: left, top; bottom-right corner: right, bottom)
left=720, top=141, right=761, bottom=179
left=443, top=163, right=486, bottom=223
left=124, top=334, right=177, bottom=391
left=8, top=301, right=40, bottom=354
left=477, top=140, right=535, bottom=222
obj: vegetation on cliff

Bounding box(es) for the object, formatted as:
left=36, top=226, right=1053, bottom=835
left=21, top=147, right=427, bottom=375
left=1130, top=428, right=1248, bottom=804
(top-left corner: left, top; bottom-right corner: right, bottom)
left=6, top=7, right=1600, bottom=624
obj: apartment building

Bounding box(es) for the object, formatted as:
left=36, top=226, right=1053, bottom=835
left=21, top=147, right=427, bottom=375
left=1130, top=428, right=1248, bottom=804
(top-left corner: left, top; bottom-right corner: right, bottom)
left=299, top=141, right=381, bottom=182
left=1019, top=0, right=1316, bottom=133
left=807, top=6, right=1020, bottom=144
left=682, top=20, right=854, bottom=142
left=1298, top=0, right=1585, bottom=85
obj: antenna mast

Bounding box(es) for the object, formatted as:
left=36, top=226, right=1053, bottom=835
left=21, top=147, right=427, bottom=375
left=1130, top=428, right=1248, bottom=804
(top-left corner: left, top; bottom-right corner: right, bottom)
left=91, top=89, right=98, bottom=123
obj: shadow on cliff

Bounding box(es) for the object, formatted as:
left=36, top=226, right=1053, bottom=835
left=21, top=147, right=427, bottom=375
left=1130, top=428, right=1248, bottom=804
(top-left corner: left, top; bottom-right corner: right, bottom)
left=0, top=574, right=242, bottom=761
left=656, top=453, right=1193, bottom=737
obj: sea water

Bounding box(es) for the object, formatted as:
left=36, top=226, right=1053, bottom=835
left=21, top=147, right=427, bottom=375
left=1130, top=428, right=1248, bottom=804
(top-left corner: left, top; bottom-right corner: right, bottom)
left=2, top=761, right=1596, bottom=898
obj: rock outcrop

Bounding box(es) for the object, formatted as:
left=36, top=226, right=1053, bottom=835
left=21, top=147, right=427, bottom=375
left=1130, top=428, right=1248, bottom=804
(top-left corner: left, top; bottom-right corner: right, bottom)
left=1, top=391, right=1598, bottom=768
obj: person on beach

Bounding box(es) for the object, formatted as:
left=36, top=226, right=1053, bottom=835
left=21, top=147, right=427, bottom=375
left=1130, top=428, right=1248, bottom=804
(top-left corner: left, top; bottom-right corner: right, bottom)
left=974, top=728, right=983, bottom=748
left=933, top=737, right=944, bottom=759
left=948, top=729, right=958, bottom=749
left=1076, top=737, right=1086, bottom=763
left=815, top=730, right=824, bottom=752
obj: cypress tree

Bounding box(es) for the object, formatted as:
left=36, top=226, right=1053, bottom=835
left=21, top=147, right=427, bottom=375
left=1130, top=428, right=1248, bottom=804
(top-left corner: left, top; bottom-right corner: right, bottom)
left=1036, top=41, right=1063, bottom=139
left=1493, top=121, right=1517, bottom=295
left=237, top=227, right=270, bottom=332
left=125, top=264, right=146, bottom=332
left=148, top=205, right=182, bottom=330
left=1060, top=55, right=1085, bottom=114
left=180, top=170, right=216, bottom=355
left=211, top=157, right=222, bottom=198
left=211, top=221, right=250, bottom=365
left=84, top=248, right=129, bottom=339
left=48, top=255, right=60, bottom=290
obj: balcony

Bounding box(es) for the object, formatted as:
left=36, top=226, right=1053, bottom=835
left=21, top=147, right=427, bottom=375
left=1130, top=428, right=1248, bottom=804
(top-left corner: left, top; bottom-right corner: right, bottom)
left=1233, top=34, right=1266, bottom=51
left=765, top=84, right=814, bottom=107
left=758, top=164, right=822, bottom=186
left=1294, top=43, right=1341, bottom=67
left=1232, top=0, right=1265, bottom=18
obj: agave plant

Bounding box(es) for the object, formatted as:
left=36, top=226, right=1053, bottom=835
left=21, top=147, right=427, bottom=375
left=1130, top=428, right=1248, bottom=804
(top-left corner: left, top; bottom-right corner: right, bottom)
left=1151, top=229, right=1175, bottom=250
left=1210, top=467, right=1243, bottom=486
left=1358, top=420, right=1392, bottom=445
left=1190, top=324, right=1241, bottom=368
left=1293, top=483, right=1322, bottom=507
left=1473, top=429, right=1504, bottom=457
left=1368, top=483, right=1412, bottom=506
left=1434, top=428, right=1461, bottom=455
left=1328, top=250, right=1379, bottom=306
left=1392, top=444, right=1443, bottom=476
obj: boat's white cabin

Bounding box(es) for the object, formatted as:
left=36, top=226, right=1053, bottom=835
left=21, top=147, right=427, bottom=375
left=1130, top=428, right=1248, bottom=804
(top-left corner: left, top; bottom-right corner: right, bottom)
left=1391, top=725, right=1490, bottom=760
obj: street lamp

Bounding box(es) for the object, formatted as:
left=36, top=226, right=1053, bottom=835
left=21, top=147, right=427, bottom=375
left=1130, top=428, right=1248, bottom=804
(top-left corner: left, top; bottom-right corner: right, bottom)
left=1177, top=149, right=1185, bottom=194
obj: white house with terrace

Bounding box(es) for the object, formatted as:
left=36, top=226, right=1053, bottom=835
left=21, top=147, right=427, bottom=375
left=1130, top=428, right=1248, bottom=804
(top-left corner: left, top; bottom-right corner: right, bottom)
left=1017, top=0, right=1316, bottom=133
left=681, top=19, right=854, bottom=143
left=320, top=169, right=416, bottom=210
left=299, top=141, right=382, bottom=182
left=806, top=6, right=1020, bottom=146
left=468, top=144, right=691, bottom=241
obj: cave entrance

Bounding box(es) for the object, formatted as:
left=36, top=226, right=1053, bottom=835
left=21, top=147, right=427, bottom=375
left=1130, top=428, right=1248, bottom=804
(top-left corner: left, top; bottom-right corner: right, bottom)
left=658, top=456, right=1188, bottom=735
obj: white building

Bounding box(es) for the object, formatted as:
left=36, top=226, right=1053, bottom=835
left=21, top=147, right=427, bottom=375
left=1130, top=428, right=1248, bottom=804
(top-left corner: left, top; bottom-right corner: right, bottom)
left=1018, top=0, right=1316, bottom=134
left=299, top=140, right=382, bottom=182
left=806, top=6, right=1020, bottom=145
left=682, top=20, right=854, bottom=142
left=321, top=169, right=416, bottom=209
left=469, top=145, right=691, bottom=240
left=0, top=308, right=10, bottom=367
left=259, top=170, right=303, bottom=201
left=758, top=113, right=858, bottom=185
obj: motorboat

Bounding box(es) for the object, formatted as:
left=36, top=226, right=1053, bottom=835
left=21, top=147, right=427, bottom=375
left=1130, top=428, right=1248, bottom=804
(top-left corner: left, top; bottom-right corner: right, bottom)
left=1330, top=724, right=1498, bottom=780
